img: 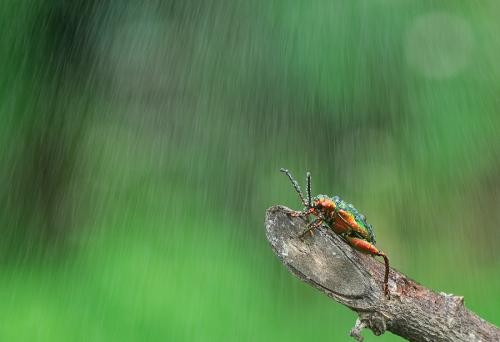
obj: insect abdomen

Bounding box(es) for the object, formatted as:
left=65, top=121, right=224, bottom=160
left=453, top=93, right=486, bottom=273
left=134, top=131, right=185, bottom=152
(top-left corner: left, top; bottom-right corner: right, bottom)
left=332, top=196, right=375, bottom=243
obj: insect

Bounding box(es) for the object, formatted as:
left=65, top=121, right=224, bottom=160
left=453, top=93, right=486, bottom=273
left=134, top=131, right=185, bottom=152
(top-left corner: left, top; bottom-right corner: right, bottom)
left=280, top=168, right=390, bottom=298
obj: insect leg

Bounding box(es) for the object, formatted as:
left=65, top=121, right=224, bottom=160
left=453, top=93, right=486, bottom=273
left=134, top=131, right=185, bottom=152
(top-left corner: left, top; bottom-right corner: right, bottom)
left=379, top=253, right=390, bottom=298
left=299, top=218, right=323, bottom=239
left=280, top=168, right=307, bottom=207
left=290, top=207, right=315, bottom=218
left=345, top=236, right=390, bottom=298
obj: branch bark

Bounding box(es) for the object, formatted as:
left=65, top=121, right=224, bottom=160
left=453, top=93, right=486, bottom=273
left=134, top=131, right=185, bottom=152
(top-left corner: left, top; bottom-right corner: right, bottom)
left=265, top=205, right=500, bottom=342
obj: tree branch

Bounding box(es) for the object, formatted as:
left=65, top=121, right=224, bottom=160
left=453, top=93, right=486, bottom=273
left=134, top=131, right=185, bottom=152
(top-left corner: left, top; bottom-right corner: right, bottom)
left=265, top=205, right=500, bottom=342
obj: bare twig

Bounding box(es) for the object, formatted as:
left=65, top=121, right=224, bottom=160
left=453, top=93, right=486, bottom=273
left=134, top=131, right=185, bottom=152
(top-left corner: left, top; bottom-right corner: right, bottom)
left=265, top=205, right=500, bottom=342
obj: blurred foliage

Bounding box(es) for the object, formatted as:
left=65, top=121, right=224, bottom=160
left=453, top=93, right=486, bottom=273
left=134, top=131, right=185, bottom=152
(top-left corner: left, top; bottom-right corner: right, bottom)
left=0, top=1, right=499, bottom=341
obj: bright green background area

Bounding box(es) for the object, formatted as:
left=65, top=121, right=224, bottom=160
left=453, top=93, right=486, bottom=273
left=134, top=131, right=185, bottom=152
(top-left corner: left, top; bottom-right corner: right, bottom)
left=1, top=1, right=499, bottom=341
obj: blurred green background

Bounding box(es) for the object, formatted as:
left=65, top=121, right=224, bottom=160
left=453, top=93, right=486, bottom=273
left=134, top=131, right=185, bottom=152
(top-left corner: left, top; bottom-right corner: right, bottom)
left=1, top=1, right=499, bottom=341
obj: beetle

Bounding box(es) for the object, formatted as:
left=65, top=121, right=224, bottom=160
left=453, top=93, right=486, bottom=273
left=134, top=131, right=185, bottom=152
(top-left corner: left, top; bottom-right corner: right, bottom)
left=280, top=168, right=390, bottom=298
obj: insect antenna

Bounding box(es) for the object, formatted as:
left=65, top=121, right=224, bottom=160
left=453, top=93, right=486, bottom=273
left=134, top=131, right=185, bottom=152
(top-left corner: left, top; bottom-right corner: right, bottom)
left=306, top=172, right=312, bottom=207
left=280, top=168, right=307, bottom=207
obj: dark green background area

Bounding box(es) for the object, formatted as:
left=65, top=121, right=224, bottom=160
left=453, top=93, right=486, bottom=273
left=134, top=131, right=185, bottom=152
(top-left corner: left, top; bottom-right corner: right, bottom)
left=1, top=1, right=499, bottom=341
